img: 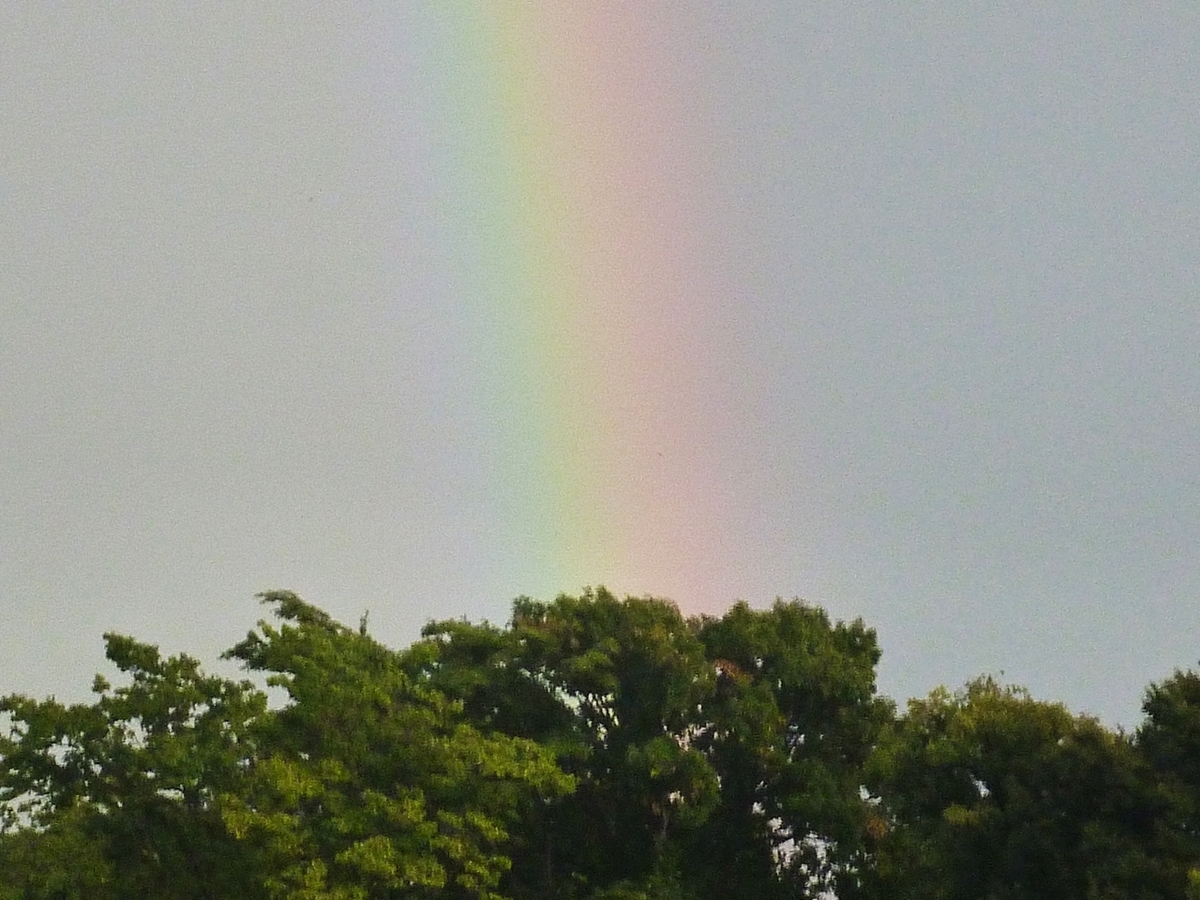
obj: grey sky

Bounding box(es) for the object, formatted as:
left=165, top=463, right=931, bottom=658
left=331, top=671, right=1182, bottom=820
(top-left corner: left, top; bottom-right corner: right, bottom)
left=2, top=4, right=1197, bottom=727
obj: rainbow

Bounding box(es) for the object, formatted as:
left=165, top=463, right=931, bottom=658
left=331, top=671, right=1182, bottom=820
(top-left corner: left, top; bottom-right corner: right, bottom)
left=426, top=8, right=739, bottom=612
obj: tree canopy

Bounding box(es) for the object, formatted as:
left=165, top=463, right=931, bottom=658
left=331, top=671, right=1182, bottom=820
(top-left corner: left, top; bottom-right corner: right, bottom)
left=2, top=588, right=1198, bottom=898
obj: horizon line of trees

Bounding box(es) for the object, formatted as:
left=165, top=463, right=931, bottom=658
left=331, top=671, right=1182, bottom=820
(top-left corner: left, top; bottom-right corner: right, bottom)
left=2, top=587, right=1199, bottom=899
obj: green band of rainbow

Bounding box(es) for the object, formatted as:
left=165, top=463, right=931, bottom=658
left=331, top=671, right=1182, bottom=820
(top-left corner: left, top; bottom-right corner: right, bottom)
left=425, top=8, right=736, bottom=609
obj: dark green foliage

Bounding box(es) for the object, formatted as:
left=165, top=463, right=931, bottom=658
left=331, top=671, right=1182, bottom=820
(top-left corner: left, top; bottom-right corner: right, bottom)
left=861, top=678, right=1193, bottom=900
left=1137, top=667, right=1200, bottom=893
left=412, top=588, right=720, bottom=899
left=688, top=601, right=892, bottom=899
left=0, top=633, right=270, bottom=898
left=1140, top=669, right=1200, bottom=824
left=3, top=588, right=1199, bottom=899
left=0, top=803, right=114, bottom=900
left=412, top=590, right=890, bottom=900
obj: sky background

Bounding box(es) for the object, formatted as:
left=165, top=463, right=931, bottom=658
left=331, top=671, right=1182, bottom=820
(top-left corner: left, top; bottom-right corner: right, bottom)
left=2, top=3, right=1198, bottom=728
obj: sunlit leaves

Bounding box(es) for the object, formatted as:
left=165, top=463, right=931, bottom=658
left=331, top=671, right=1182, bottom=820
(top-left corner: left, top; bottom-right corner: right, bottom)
left=223, top=591, right=571, bottom=900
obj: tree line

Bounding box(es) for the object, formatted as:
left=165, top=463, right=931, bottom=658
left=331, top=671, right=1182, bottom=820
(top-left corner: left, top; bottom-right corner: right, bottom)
left=2, top=588, right=1198, bottom=899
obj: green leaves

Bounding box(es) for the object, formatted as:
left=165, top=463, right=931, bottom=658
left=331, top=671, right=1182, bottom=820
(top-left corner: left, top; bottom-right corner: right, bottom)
left=862, top=677, right=1192, bottom=900
left=221, top=591, right=571, bottom=900
left=413, top=591, right=890, bottom=899
left=683, top=601, right=891, bottom=900
left=1140, top=669, right=1200, bottom=822
left=414, top=589, right=720, bottom=897
left=0, top=632, right=268, bottom=899
left=0, top=592, right=572, bottom=900
left=5, top=587, right=1199, bottom=899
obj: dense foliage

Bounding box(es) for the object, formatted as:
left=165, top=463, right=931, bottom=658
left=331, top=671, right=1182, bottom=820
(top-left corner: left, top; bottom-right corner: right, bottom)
left=2, top=588, right=1198, bottom=898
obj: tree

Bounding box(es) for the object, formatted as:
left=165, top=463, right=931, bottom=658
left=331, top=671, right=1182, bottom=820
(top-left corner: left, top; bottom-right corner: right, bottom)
left=688, top=600, right=892, bottom=900
left=862, top=677, right=1189, bottom=900
left=0, top=592, right=573, bottom=900
left=413, top=590, right=891, bottom=900
left=221, top=591, right=573, bottom=900
left=1137, top=667, right=1200, bottom=892
left=0, top=803, right=114, bottom=900
left=0, top=631, right=268, bottom=899
left=413, top=588, right=717, bottom=899
left=13, top=585, right=1192, bottom=898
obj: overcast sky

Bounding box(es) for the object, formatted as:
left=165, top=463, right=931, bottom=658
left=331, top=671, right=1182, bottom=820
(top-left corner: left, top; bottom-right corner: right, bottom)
left=3, top=4, right=1198, bottom=728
